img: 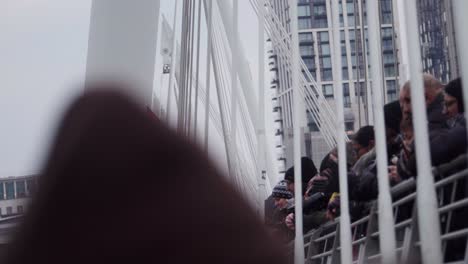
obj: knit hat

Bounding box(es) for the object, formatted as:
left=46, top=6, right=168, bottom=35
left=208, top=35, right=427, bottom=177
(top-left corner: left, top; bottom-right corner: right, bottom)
left=445, top=78, right=464, bottom=113
left=351, top=126, right=374, bottom=147
left=272, top=180, right=293, bottom=199
left=284, top=157, right=318, bottom=184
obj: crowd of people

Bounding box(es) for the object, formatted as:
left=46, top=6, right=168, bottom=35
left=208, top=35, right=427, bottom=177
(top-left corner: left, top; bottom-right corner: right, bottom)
left=265, top=74, right=467, bottom=259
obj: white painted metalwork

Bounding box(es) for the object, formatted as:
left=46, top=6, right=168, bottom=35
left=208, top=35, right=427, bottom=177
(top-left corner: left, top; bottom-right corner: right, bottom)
left=203, top=0, right=213, bottom=152
left=287, top=0, right=305, bottom=262
left=229, top=0, right=240, bottom=184
left=453, top=1, right=468, bottom=139
left=365, top=0, right=397, bottom=262
left=330, top=0, right=353, bottom=263
left=251, top=0, right=340, bottom=148
left=404, top=1, right=443, bottom=263
left=167, top=0, right=179, bottom=122
left=85, top=0, right=160, bottom=108
left=257, top=0, right=268, bottom=217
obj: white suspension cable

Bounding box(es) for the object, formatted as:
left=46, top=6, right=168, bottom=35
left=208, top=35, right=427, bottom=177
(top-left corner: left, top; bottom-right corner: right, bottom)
left=366, top=0, right=397, bottom=262
left=453, top=1, right=468, bottom=145
left=166, top=0, right=179, bottom=123
left=287, top=0, right=305, bottom=263
left=193, top=0, right=202, bottom=140
left=331, top=0, right=353, bottom=262
left=404, top=1, right=443, bottom=263
left=203, top=0, right=212, bottom=152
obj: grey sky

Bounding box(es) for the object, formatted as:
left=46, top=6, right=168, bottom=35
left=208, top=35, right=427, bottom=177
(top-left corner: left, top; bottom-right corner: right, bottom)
left=0, top=0, right=278, bottom=184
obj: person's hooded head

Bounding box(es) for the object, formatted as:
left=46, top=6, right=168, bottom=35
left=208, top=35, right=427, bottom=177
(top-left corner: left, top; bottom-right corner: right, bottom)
left=284, top=157, right=317, bottom=195
left=4, top=87, right=286, bottom=264
left=444, top=78, right=464, bottom=118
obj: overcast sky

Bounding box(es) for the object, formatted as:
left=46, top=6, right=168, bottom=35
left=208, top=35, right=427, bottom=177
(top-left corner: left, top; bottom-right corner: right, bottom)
left=0, top=0, right=278, bottom=183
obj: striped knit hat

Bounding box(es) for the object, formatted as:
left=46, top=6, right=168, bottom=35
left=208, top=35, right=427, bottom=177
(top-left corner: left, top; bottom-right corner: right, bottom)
left=272, top=180, right=293, bottom=199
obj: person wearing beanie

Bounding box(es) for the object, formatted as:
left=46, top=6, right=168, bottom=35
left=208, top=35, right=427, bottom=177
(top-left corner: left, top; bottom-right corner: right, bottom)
left=444, top=78, right=465, bottom=128
left=271, top=180, right=293, bottom=210
left=284, top=157, right=318, bottom=195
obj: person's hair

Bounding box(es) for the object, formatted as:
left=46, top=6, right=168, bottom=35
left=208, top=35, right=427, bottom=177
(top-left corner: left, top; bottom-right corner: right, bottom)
left=384, top=101, right=402, bottom=133
left=402, top=74, right=444, bottom=95
left=284, top=157, right=317, bottom=184
left=352, top=126, right=375, bottom=147
left=444, top=78, right=464, bottom=113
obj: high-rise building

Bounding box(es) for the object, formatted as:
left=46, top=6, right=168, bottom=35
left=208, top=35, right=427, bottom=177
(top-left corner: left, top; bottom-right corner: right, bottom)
left=416, top=0, right=459, bottom=83
left=268, top=0, right=400, bottom=170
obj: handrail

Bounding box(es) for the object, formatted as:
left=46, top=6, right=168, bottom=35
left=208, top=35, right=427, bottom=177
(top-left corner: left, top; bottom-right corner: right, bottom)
left=306, top=169, right=468, bottom=263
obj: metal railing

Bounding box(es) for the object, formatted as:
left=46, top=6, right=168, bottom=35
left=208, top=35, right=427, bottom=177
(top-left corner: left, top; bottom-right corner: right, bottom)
left=305, top=169, right=468, bottom=263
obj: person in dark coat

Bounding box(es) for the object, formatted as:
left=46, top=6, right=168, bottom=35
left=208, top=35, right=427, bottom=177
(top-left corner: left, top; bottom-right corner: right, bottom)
left=397, top=75, right=467, bottom=179
left=283, top=158, right=327, bottom=234
left=267, top=181, right=294, bottom=243
left=4, top=88, right=287, bottom=264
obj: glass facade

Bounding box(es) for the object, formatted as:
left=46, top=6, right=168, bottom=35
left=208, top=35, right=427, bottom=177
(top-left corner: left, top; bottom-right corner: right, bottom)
left=16, top=181, right=26, bottom=198
left=5, top=182, right=14, bottom=200
left=322, top=84, right=334, bottom=98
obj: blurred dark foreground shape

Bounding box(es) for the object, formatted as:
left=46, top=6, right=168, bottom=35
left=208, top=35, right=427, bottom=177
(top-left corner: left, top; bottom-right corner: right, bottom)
left=4, top=86, right=287, bottom=264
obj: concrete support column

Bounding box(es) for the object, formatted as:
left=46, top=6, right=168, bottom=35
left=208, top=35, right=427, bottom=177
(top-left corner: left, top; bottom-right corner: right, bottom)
left=85, top=0, right=161, bottom=108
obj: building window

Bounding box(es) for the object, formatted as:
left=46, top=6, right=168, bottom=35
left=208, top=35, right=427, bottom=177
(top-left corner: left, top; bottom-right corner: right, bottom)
left=16, top=181, right=26, bottom=198
left=299, top=18, right=312, bottom=29
left=303, top=69, right=317, bottom=81
left=382, top=39, right=393, bottom=52
left=380, top=0, right=393, bottom=24
left=318, top=31, right=329, bottom=42
left=383, top=54, right=395, bottom=65
left=6, top=207, right=12, bottom=215
left=386, top=80, right=397, bottom=102
left=5, top=182, right=14, bottom=199
left=382, top=28, right=393, bottom=39
left=298, top=5, right=311, bottom=16
left=313, top=5, right=327, bottom=17
left=343, top=83, right=351, bottom=107
left=303, top=58, right=315, bottom=69
left=320, top=44, right=330, bottom=56
left=321, top=69, right=333, bottom=81
left=300, top=45, right=314, bottom=56
left=355, top=81, right=365, bottom=96
left=27, top=179, right=35, bottom=196
left=342, top=54, right=348, bottom=67
left=306, top=110, right=320, bottom=132
left=322, top=84, right=334, bottom=97
left=313, top=17, right=328, bottom=28
left=384, top=65, right=396, bottom=77
left=299, top=33, right=313, bottom=43
left=17, top=206, right=24, bottom=214
left=321, top=56, right=332, bottom=68
left=343, top=67, right=349, bottom=80
left=0, top=183, right=4, bottom=200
